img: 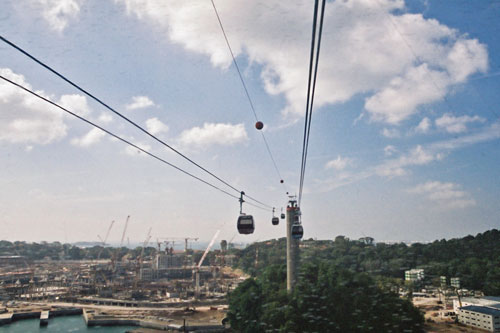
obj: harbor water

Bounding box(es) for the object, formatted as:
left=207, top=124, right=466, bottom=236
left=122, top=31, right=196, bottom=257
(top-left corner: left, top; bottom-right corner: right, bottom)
left=0, top=315, right=136, bottom=332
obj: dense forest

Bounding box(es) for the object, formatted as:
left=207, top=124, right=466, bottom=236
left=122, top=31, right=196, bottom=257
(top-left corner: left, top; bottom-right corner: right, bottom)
left=230, top=229, right=500, bottom=296
left=228, top=262, right=424, bottom=332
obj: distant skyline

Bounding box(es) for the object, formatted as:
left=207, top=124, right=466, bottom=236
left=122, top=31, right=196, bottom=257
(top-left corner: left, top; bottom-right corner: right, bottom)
left=1, top=0, right=499, bottom=244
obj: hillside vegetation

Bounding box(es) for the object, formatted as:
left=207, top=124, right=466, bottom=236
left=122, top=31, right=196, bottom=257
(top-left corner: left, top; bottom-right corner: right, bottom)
left=230, top=229, right=500, bottom=295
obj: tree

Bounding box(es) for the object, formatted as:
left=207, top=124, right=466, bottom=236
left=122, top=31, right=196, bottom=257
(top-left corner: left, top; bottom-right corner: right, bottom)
left=228, top=262, right=424, bottom=332
left=68, top=246, right=84, bottom=260
left=227, top=278, right=264, bottom=333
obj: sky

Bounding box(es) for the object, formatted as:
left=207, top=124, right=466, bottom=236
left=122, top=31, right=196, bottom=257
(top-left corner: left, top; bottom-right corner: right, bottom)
left=0, top=0, right=499, bottom=245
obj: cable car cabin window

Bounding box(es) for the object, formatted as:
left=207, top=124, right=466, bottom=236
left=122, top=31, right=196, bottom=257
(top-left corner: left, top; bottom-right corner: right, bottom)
left=272, top=217, right=279, bottom=225
left=291, top=223, right=303, bottom=240
left=237, top=215, right=255, bottom=234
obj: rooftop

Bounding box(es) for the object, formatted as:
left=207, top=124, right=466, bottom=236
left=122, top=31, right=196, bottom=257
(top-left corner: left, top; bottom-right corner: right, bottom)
left=461, top=297, right=500, bottom=308
left=460, top=305, right=500, bottom=316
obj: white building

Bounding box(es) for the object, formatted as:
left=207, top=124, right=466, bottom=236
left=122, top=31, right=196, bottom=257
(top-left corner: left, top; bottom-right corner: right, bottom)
left=451, top=277, right=460, bottom=289
left=457, top=305, right=500, bottom=332
left=405, top=269, right=424, bottom=282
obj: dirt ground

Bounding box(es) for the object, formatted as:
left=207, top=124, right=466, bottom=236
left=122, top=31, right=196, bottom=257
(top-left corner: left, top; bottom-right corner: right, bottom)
left=412, top=297, right=485, bottom=333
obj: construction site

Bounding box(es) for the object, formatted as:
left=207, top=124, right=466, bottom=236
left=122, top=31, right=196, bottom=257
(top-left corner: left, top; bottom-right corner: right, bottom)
left=0, top=219, right=245, bottom=331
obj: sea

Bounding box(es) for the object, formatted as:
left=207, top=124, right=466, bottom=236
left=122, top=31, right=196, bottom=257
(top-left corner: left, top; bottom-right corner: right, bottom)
left=0, top=315, right=136, bottom=332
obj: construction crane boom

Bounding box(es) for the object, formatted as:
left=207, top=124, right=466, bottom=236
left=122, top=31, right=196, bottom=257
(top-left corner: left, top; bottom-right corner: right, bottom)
left=97, top=220, right=115, bottom=260
left=198, top=230, right=220, bottom=268
left=120, top=215, right=130, bottom=247
left=104, top=220, right=115, bottom=245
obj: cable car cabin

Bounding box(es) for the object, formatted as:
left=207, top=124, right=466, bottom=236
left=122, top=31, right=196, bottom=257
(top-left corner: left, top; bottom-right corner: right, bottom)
left=237, top=215, right=255, bottom=234
left=280, top=213, right=285, bottom=219
left=291, top=223, right=303, bottom=240
left=272, top=217, right=279, bottom=225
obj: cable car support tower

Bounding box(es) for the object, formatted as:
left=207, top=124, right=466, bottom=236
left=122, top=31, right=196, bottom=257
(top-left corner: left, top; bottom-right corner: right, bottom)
left=286, top=197, right=300, bottom=292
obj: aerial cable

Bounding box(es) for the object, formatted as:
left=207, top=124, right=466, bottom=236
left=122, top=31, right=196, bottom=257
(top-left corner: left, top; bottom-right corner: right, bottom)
left=0, top=35, right=271, bottom=210
left=299, top=0, right=320, bottom=206
left=0, top=75, right=272, bottom=213
left=298, top=0, right=326, bottom=206
left=208, top=0, right=288, bottom=192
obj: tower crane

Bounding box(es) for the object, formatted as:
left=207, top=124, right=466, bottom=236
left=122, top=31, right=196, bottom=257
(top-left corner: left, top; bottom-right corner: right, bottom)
left=183, top=237, right=199, bottom=252
left=159, top=237, right=199, bottom=252
left=97, top=220, right=115, bottom=261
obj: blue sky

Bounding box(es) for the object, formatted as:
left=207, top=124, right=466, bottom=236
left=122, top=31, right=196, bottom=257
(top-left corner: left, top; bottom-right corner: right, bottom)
left=0, top=0, right=499, bottom=244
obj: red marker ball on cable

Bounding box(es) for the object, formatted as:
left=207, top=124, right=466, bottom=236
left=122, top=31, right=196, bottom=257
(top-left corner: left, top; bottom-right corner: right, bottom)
left=255, top=121, right=264, bottom=130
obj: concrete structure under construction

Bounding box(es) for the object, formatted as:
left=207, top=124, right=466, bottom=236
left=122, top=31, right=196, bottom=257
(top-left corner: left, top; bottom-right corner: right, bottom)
left=154, top=253, right=183, bottom=270
left=457, top=305, right=500, bottom=332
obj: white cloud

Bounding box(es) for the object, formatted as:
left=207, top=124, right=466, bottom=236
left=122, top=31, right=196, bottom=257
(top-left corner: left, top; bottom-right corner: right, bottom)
left=145, top=117, right=169, bottom=135
left=71, top=128, right=105, bottom=147
left=59, top=94, right=92, bottom=117
left=435, top=113, right=485, bottom=133
left=35, top=0, right=83, bottom=33
left=384, top=145, right=397, bottom=156
left=115, top=0, right=487, bottom=123
left=414, top=117, right=431, bottom=134
left=446, top=39, right=489, bottom=83
left=376, top=145, right=441, bottom=177
left=318, top=121, right=500, bottom=192
left=126, top=96, right=155, bottom=110
left=408, top=181, right=476, bottom=209
left=430, top=121, right=500, bottom=151
left=178, top=123, right=247, bottom=149
left=98, top=113, right=113, bottom=123
left=366, top=64, right=449, bottom=124
left=0, top=68, right=67, bottom=144
left=325, top=155, right=352, bottom=171
left=381, top=127, right=400, bottom=138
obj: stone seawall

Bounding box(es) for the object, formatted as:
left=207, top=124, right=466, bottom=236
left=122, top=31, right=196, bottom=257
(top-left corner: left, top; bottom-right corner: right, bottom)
left=0, top=307, right=83, bottom=326
left=83, top=309, right=225, bottom=332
